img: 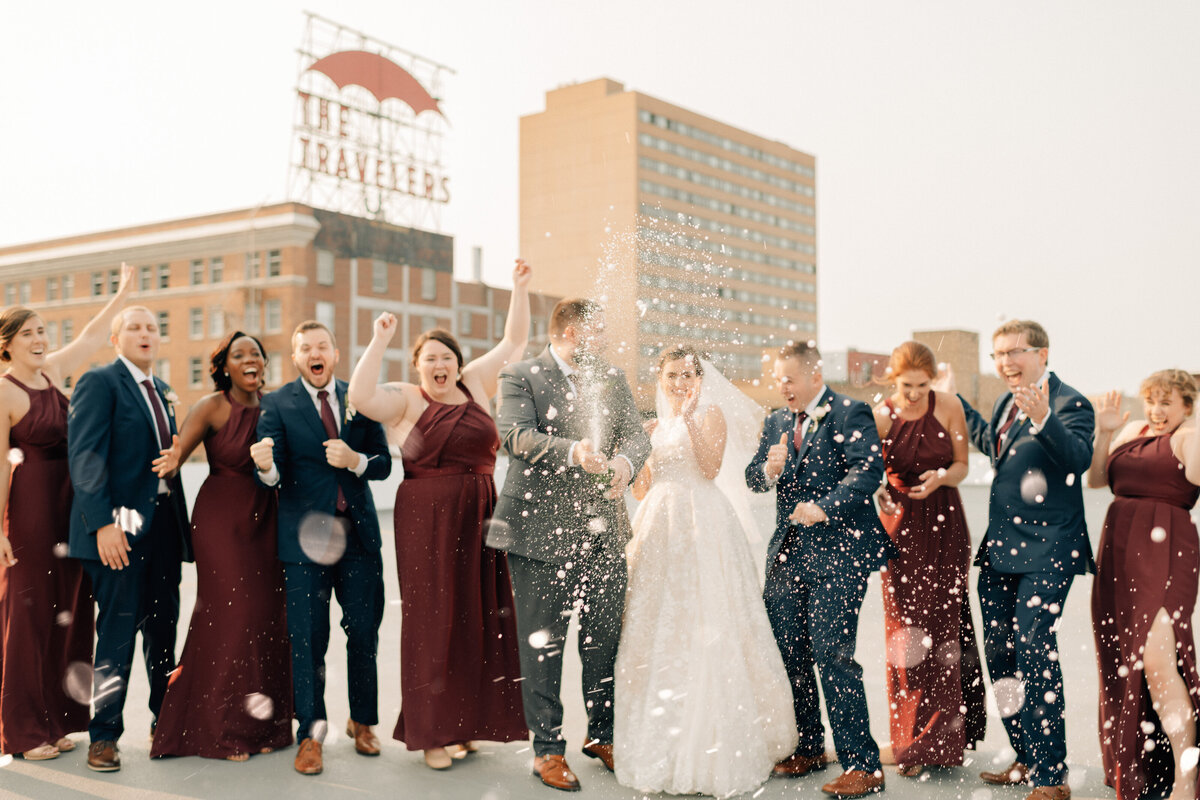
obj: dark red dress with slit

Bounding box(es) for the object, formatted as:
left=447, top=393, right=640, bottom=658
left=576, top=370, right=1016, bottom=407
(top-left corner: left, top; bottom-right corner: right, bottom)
left=878, top=393, right=986, bottom=766
left=392, top=384, right=525, bottom=750
left=151, top=393, right=293, bottom=759
left=0, top=374, right=92, bottom=754
left=1093, top=429, right=1200, bottom=800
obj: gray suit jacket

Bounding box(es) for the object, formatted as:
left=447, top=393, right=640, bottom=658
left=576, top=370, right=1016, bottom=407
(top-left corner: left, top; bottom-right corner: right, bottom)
left=489, top=347, right=651, bottom=564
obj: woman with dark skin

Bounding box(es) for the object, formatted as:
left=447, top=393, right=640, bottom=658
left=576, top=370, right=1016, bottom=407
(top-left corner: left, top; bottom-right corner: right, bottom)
left=149, top=332, right=293, bottom=761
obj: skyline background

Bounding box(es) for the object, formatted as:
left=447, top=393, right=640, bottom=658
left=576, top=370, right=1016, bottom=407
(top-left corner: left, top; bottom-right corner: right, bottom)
left=2, top=1, right=1196, bottom=396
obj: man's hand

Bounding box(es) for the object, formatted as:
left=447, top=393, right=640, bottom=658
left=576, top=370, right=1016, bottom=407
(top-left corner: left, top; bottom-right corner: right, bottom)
left=97, top=523, right=131, bottom=570
left=875, top=486, right=899, bottom=516
left=932, top=362, right=956, bottom=395
left=574, top=438, right=608, bottom=474
left=1013, top=382, right=1051, bottom=427
left=603, top=457, right=632, bottom=500
left=324, top=439, right=360, bottom=470
left=788, top=502, right=829, bottom=527
left=250, top=437, right=275, bottom=473
left=765, top=432, right=789, bottom=481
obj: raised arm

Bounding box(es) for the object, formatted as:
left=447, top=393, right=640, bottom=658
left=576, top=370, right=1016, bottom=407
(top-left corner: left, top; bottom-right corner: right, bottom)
left=1086, top=390, right=1132, bottom=489
left=959, top=393, right=996, bottom=458
left=46, top=263, right=134, bottom=382
left=683, top=398, right=727, bottom=481
left=462, top=259, right=531, bottom=399
left=347, top=313, right=409, bottom=425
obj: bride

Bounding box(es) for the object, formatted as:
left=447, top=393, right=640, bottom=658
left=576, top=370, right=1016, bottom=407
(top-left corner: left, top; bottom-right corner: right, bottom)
left=613, top=345, right=797, bottom=798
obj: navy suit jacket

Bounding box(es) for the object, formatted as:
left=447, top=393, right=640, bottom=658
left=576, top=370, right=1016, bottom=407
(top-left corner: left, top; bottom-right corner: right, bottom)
left=67, top=359, right=191, bottom=562
left=746, top=388, right=895, bottom=576
left=960, top=372, right=1095, bottom=575
left=256, top=377, right=391, bottom=565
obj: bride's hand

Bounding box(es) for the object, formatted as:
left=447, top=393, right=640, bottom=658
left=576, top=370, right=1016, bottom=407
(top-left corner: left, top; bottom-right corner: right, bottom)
left=681, top=386, right=700, bottom=419
left=642, top=418, right=658, bottom=436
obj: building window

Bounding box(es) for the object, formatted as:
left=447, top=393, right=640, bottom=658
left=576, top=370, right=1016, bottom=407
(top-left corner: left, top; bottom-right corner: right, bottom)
left=420, top=314, right=437, bottom=332
left=494, top=315, right=504, bottom=339
left=157, top=311, right=169, bottom=339
left=246, top=251, right=261, bottom=279
left=62, top=319, right=74, bottom=344
left=372, top=259, right=387, bottom=293
left=157, top=264, right=170, bottom=290
left=265, top=299, right=282, bottom=333
left=244, top=302, right=260, bottom=333
left=46, top=321, right=58, bottom=349
left=189, top=308, right=203, bottom=339
left=267, top=249, right=282, bottom=277
left=420, top=269, right=436, bottom=301
left=266, top=354, right=283, bottom=387
left=155, top=359, right=170, bottom=384
left=316, top=250, right=334, bottom=285
left=107, top=270, right=119, bottom=295
left=209, top=256, right=223, bottom=283
left=46, top=276, right=58, bottom=302
left=190, top=259, right=204, bottom=285
left=62, top=274, right=73, bottom=299
left=458, top=310, right=472, bottom=335
left=209, top=306, right=224, bottom=339
left=138, top=266, right=151, bottom=292
left=90, top=273, right=103, bottom=297
left=2, top=285, right=12, bottom=306
left=315, top=301, right=335, bottom=331
left=189, top=357, right=204, bottom=388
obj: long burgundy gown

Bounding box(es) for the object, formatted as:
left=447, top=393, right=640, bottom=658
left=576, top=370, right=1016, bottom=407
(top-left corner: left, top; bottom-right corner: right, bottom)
left=151, top=392, right=293, bottom=759
left=392, top=384, right=525, bottom=750
left=1093, top=429, right=1200, bottom=800
left=878, top=393, right=986, bottom=767
left=0, top=374, right=92, bottom=754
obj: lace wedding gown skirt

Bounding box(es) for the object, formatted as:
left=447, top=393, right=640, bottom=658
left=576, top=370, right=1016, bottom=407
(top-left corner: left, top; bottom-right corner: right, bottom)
left=614, top=414, right=797, bottom=798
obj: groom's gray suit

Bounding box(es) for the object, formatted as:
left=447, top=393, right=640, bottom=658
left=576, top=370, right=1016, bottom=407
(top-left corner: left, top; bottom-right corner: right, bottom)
left=488, top=346, right=650, bottom=756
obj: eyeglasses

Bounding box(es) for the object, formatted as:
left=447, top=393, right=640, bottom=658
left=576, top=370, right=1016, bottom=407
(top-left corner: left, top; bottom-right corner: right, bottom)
left=989, top=347, right=1040, bottom=361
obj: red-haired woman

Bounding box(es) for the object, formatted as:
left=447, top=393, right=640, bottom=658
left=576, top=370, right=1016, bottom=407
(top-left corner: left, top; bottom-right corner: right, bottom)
left=348, top=260, right=531, bottom=770
left=872, top=341, right=986, bottom=777
left=1089, top=370, right=1200, bottom=800
left=0, top=265, right=133, bottom=760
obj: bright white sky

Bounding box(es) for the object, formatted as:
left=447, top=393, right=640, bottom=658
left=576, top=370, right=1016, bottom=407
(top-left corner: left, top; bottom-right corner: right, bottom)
left=3, top=1, right=1196, bottom=396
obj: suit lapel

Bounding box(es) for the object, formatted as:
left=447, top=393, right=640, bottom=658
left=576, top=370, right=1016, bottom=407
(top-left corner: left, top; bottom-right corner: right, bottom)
left=114, top=360, right=159, bottom=438
left=793, top=389, right=833, bottom=465
left=335, top=381, right=350, bottom=441
left=293, top=379, right=329, bottom=443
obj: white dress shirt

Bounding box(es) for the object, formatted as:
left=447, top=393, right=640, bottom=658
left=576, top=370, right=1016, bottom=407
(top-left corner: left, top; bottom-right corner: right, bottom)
left=118, top=355, right=170, bottom=494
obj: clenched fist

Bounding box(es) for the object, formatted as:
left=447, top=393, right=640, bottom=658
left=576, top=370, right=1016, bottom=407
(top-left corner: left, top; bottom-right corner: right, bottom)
left=250, top=437, right=275, bottom=473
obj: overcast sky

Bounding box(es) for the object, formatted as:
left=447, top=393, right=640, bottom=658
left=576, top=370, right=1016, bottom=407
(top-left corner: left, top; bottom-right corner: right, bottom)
left=3, top=1, right=1196, bottom=396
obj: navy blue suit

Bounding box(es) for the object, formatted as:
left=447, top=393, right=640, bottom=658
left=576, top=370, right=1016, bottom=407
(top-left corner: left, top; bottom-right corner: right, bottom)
left=68, top=359, right=192, bottom=742
left=256, top=377, right=391, bottom=741
left=960, top=372, right=1094, bottom=787
left=746, top=388, right=895, bottom=772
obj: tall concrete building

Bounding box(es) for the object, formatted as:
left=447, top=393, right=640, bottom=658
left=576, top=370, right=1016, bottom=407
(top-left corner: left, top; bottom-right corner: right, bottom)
left=520, top=78, right=817, bottom=406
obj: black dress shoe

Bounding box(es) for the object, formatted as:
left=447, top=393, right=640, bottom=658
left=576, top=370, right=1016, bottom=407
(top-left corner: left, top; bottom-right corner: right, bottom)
left=87, top=740, right=121, bottom=772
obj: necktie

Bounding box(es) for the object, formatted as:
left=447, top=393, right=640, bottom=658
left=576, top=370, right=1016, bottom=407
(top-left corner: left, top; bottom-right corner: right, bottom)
left=793, top=411, right=809, bottom=450
left=141, top=379, right=171, bottom=449
left=317, top=390, right=348, bottom=512
left=995, top=402, right=1020, bottom=452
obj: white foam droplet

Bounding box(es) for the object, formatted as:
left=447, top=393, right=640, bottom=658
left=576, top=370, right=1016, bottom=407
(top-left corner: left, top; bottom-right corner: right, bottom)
left=1150, top=526, right=1167, bottom=543
left=6, top=448, right=24, bottom=466
left=992, top=676, right=1025, bottom=717
left=528, top=629, right=551, bottom=649
left=244, top=692, right=274, bottom=720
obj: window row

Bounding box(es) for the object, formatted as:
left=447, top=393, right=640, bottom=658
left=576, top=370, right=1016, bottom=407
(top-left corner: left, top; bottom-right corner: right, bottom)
left=638, top=130, right=814, bottom=195
left=637, top=272, right=816, bottom=313
left=637, top=226, right=816, bottom=278
left=636, top=246, right=815, bottom=292
left=640, top=204, right=817, bottom=256
left=639, top=153, right=814, bottom=216
left=639, top=179, right=815, bottom=237
left=638, top=111, right=815, bottom=179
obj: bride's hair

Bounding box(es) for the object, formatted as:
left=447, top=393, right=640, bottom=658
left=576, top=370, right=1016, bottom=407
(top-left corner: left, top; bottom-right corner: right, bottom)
left=656, top=344, right=705, bottom=376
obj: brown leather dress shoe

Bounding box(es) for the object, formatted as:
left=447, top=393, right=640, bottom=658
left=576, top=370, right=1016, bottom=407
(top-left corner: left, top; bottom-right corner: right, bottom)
left=773, top=750, right=831, bottom=777
left=532, top=754, right=581, bottom=791
left=1025, top=786, right=1071, bottom=800
left=581, top=741, right=614, bottom=771
left=821, top=769, right=885, bottom=798
left=294, top=737, right=323, bottom=775
left=345, top=719, right=381, bottom=756
left=86, top=740, right=120, bottom=772
left=981, top=760, right=1030, bottom=785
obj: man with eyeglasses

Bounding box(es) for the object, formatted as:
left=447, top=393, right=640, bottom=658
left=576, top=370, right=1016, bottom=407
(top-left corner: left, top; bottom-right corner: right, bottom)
left=946, top=320, right=1094, bottom=800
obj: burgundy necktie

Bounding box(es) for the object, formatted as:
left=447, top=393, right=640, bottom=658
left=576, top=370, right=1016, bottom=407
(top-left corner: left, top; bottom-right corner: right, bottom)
left=317, top=389, right=348, bottom=512
left=793, top=411, right=808, bottom=450
left=141, top=379, right=171, bottom=449
left=995, top=402, right=1020, bottom=452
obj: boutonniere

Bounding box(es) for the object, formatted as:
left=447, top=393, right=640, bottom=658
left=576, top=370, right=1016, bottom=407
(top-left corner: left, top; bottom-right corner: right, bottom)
left=344, top=402, right=357, bottom=425
left=809, top=403, right=830, bottom=434
left=163, top=388, right=179, bottom=417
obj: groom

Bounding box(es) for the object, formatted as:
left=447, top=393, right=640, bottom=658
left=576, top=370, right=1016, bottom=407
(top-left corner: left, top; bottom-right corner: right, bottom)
left=747, top=341, right=895, bottom=798
left=489, top=298, right=651, bottom=792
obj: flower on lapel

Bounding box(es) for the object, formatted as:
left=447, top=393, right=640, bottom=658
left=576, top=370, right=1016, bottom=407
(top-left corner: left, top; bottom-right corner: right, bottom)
left=344, top=402, right=357, bottom=425
left=163, top=388, right=179, bottom=418
left=809, top=403, right=830, bottom=435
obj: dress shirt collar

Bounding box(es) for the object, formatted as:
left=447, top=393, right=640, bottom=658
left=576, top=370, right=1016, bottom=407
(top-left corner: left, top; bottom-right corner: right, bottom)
left=801, top=385, right=829, bottom=419
left=549, top=344, right=576, bottom=378
left=299, top=376, right=338, bottom=402
left=118, top=355, right=153, bottom=384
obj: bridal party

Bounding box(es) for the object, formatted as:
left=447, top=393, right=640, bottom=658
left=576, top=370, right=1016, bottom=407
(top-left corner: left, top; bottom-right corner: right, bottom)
left=1, top=259, right=1199, bottom=800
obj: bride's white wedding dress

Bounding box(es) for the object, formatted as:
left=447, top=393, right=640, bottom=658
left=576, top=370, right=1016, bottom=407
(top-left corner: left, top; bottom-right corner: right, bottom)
left=613, top=403, right=797, bottom=799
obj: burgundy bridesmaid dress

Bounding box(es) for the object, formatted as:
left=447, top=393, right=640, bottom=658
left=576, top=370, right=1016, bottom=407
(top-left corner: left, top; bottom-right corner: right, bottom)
left=392, top=383, right=525, bottom=750
left=151, top=392, right=293, bottom=759
left=0, top=373, right=92, bottom=754
left=878, top=393, right=986, bottom=767
left=1093, top=429, right=1200, bottom=800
